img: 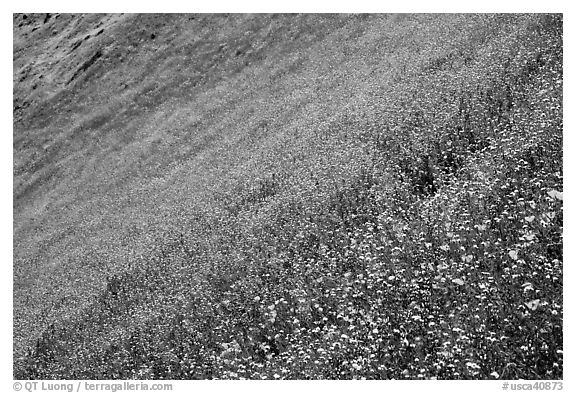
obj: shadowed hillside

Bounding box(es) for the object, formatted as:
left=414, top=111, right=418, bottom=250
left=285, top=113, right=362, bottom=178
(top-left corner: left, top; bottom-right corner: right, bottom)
left=14, top=13, right=562, bottom=379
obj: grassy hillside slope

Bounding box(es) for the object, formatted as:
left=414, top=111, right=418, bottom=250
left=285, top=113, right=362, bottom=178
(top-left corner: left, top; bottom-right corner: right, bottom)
left=14, top=14, right=562, bottom=379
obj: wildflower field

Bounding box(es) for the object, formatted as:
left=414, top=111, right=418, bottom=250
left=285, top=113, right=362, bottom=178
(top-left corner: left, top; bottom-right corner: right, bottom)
left=13, top=13, right=562, bottom=379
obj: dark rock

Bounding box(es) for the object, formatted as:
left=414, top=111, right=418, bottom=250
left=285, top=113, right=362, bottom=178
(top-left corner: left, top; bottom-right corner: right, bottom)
left=67, top=50, right=103, bottom=84
left=69, top=41, right=82, bottom=52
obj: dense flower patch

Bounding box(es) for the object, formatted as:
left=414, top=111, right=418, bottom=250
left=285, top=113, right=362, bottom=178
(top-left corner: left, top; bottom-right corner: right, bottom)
left=15, top=14, right=562, bottom=380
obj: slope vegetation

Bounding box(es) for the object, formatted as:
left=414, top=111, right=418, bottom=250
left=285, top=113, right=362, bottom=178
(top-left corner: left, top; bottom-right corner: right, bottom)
left=14, top=14, right=562, bottom=379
